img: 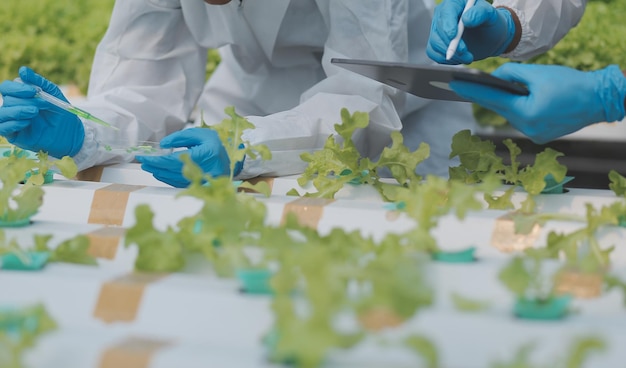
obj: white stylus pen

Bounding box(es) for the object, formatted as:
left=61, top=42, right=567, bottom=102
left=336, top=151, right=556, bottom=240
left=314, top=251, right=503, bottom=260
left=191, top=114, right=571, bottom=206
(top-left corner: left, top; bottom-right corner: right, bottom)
left=445, top=0, right=477, bottom=60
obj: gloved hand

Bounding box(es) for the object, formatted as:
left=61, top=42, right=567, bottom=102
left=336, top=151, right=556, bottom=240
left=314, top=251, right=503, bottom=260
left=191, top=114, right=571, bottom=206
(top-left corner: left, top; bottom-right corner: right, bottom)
left=0, top=66, right=85, bottom=158
left=450, top=63, right=626, bottom=143
left=427, top=0, right=516, bottom=64
left=136, top=127, right=244, bottom=188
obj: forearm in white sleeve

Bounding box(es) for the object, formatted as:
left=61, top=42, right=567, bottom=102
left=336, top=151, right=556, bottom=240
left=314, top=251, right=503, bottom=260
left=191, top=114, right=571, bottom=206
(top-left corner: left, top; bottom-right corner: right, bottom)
left=239, top=85, right=402, bottom=179
left=237, top=1, right=412, bottom=179
left=71, top=124, right=99, bottom=171
left=495, top=0, right=587, bottom=60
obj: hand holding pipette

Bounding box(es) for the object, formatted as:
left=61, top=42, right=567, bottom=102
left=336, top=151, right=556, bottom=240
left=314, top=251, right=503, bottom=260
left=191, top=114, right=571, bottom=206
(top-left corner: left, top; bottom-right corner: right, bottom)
left=427, top=0, right=517, bottom=64
left=29, top=84, right=118, bottom=131
left=0, top=66, right=87, bottom=158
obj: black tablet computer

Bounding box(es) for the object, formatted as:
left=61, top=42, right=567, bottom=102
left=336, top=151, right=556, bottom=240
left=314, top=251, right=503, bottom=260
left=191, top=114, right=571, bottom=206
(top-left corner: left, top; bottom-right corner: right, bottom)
left=331, top=58, right=529, bottom=102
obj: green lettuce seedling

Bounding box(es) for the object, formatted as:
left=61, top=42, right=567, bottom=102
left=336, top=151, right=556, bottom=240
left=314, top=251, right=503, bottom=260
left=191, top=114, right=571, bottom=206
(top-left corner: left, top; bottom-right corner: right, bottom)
left=202, top=107, right=272, bottom=195
left=404, top=335, right=439, bottom=368
left=124, top=204, right=185, bottom=272
left=499, top=250, right=574, bottom=321
left=294, top=108, right=429, bottom=200
left=267, top=218, right=434, bottom=367
left=510, top=203, right=613, bottom=270
left=608, top=170, right=626, bottom=197
left=31, top=151, right=78, bottom=185
left=381, top=174, right=500, bottom=253
left=125, top=156, right=268, bottom=274
left=0, top=148, right=77, bottom=225
left=0, top=303, right=56, bottom=368
left=125, top=107, right=274, bottom=273
left=32, top=234, right=97, bottom=265
left=490, top=336, right=605, bottom=368
left=0, top=231, right=97, bottom=266
left=0, top=152, right=43, bottom=224
left=451, top=292, right=491, bottom=312
left=176, top=156, right=268, bottom=276
left=449, top=130, right=568, bottom=212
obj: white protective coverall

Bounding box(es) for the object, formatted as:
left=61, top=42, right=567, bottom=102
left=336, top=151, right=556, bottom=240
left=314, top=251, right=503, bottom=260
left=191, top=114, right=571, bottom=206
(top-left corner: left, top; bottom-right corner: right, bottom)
left=73, top=0, right=585, bottom=179
left=73, top=0, right=471, bottom=178
left=495, top=0, right=587, bottom=60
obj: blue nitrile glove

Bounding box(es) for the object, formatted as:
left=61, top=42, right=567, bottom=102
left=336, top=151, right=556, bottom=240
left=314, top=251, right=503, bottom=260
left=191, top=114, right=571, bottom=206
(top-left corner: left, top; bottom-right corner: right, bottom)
left=427, top=0, right=516, bottom=64
left=136, top=128, right=244, bottom=188
left=0, top=66, right=85, bottom=158
left=450, top=63, right=626, bottom=144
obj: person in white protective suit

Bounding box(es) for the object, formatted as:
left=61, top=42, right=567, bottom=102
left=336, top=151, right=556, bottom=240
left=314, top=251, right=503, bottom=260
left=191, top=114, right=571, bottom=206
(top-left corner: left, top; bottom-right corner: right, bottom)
left=0, top=0, right=478, bottom=187
left=0, top=0, right=586, bottom=187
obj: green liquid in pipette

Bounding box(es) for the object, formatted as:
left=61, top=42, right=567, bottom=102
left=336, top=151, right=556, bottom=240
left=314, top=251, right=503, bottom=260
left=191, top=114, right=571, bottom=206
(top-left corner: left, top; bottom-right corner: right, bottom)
left=67, top=106, right=119, bottom=130
left=19, top=78, right=118, bottom=131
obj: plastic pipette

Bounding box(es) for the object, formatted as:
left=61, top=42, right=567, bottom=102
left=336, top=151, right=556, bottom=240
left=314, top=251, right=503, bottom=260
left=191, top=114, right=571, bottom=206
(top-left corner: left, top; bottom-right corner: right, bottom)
left=34, top=87, right=118, bottom=130
left=16, top=79, right=118, bottom=131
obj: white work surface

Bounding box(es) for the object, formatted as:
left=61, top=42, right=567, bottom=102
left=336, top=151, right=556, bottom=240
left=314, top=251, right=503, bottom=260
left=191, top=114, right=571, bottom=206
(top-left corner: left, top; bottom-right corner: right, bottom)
left=4, top=165, right=626, bottom=367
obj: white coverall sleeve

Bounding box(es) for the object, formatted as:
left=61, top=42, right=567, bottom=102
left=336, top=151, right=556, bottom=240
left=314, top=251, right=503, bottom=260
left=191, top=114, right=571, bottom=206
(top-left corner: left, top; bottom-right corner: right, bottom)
left=494, top=0, right=587, bottom=60
left=72, top=0, right=207, bottom=170
left=239, top=1, right=412, bottom=178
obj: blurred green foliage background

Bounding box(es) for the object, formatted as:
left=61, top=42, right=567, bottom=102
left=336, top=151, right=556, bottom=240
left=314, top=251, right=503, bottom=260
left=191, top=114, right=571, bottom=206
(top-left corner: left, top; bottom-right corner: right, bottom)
left=0, top=0, right=624, bottom=119
left=0, top=0, right=220, bottom=94
left=0, top=1, right=116, bottom=93
left=474, top=0, right=626, bottom=72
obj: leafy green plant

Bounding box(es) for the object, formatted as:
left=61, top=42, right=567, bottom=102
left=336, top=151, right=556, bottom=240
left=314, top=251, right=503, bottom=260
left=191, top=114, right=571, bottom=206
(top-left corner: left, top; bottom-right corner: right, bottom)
left=202, top=107, right=272, bottom=195
left=404, top=334, right=439, bottom=368
left=449, top=130, right=568, bottom=212
left=0, top=152, right=43, bottom=223
left=499, top=199, right=626, bottom=305
left=32, top=234, right=96, bottom=265
left=119, top=107, right=612, bottom=366
left=0, top=148, right=78, bottom=224
left=267, top=218, right=435, bottom=367
left=126, top=142, right=442, bottom=365
left=499, top=254, right=555, bottom=303
left=451, top=292, right=491, bottom=312
left=31, top=151, right=78, bottom=183
left=508, top=201, right=617, bottom=271
left=0, top=231, right=96, bottom=266
left=3, top=147, right=77, bottom=183
left=174, top=157, right=268, bottom=276
left=124, top=173, right=267, bottom=274
left=547, top=204, right=615, bottom=272
left=291, top=108, right=429, bottom=200
left=491, top=336, right=606, bottom=368
left=127, top=194, right=439, bottom=364
left=125, top=107, right=272, bottom=273
left=381, top=173, right=500, bottom=254
left=608, top=170, right=626, bottom=197
left=124, top=204, right=184, bottom=272
left=604, top=273, right=626, bottom=306
left=0, top=304, right=56, bottom=368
